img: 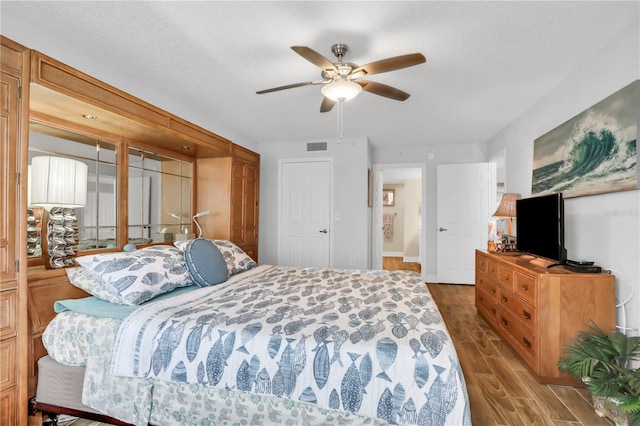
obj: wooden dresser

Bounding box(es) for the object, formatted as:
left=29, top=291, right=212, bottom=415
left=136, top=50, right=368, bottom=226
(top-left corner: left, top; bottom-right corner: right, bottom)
left=475, top=250, right=615, bottom=385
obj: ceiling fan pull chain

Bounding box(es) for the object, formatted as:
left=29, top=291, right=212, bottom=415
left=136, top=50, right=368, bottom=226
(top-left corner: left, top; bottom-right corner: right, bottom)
left=337, top=101, right=344, bottom=144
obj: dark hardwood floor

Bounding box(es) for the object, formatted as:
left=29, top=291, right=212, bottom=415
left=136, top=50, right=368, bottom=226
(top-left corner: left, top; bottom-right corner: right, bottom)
left=427, top=283, right=613, bottom=425
left=381, top=256, right=612, bottom=425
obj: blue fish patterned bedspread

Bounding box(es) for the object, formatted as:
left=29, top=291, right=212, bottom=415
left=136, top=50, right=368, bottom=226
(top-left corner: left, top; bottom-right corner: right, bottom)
left=111, top=265, right=471, bottom=425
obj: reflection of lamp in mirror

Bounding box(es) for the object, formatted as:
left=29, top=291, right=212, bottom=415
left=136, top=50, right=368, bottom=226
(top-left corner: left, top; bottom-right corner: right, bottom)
left=493, top=193, right=521, bottom=236
left=155, top=211, right=185, bottom=243
left=30, top=156, right=88, bottom=268
left=31, top=156, right=88, bottom=210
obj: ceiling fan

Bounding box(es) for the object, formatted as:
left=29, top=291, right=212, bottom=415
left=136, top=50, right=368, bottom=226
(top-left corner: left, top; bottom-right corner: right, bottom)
left=256, top=44, right=426, bottom=112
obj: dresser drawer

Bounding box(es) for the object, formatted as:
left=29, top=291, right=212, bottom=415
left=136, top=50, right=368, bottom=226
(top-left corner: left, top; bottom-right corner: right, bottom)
left=497, top=265, right=515, bottom=291
left=497, top=308, right=536, bottom=369
left=476, top=288, right=498, bottom=325
left=497, top=288, right=536, bottom=332
left=515, top=272, right=537, bottom=305
left=487, top=258, right=499, bottom=280
left=476, top=254, right=488, bottom=274
left=0, top=290, right=17, bottom=340
left=0, top=338, right=16, bottom=391
left=476, top=272, right=497, bottom=298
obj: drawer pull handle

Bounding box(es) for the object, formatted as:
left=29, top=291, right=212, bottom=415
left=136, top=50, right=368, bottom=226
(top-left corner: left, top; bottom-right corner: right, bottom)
left=501, top=296, right=508, bottom=303
left=490, top=308, right=496, bottom=315
left=501, top=318, right=508, bottom=326
left=522, top=337, right=531, bottom=348
left=522, top=284, right=529, bottom=291
left=522, top=310, right=531, bottom=320
left=491, top=288, right=496, bottom=294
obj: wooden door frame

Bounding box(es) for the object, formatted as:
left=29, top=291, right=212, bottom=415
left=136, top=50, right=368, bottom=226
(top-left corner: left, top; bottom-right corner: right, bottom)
left=371, top=163, right=427, bottom=281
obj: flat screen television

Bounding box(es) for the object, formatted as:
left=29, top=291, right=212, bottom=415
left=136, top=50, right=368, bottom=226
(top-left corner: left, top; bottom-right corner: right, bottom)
left=516, top=193, right=567, bottom=264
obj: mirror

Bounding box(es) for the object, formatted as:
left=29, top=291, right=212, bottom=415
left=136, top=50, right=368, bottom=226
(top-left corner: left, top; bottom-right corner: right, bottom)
left=382, top=189, right=395, bottom=206
left=127, top=147, right=192, bottom=244
left=28, top=123, right=194, bottom=262
left=28, top=123, right=118, bottom=258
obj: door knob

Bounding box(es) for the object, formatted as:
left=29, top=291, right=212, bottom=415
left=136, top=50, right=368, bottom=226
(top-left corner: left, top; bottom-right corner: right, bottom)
left=438, top=227, right=448, bottom=232
left=319, top=229, right=328, bottom=234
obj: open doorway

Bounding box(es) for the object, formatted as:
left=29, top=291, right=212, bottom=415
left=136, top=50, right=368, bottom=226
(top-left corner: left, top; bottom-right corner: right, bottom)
left=372, top=164, right=425, bottom=278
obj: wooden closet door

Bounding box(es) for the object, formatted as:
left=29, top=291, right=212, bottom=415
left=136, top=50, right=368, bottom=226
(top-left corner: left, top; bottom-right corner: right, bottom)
left=230, top=158, right=259, bottom=261
left=1, top=37, right=28, bottom=426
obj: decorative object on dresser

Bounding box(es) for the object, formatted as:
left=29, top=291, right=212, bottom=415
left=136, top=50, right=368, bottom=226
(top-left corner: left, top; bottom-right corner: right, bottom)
left=492, top=192, right=520, bottom=251
left=475, top=250, right=616, bottom=385
left=30, top=156, right=88, bottom=269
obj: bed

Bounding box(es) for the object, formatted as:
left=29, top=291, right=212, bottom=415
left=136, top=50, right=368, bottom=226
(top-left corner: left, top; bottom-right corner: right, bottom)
left=33, top=240, right=471, bottom=426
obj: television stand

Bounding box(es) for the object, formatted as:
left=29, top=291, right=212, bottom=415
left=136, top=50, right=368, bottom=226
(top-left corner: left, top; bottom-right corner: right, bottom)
left=475, top=250, right=615, bottom=385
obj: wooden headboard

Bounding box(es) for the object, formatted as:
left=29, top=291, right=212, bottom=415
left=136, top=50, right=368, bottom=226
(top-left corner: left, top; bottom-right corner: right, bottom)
left=26, top=267, right=89, bottom=396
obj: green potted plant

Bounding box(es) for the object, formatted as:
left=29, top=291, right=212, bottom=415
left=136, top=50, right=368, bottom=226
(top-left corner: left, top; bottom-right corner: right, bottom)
left=558, top=323, right=640, bottom=426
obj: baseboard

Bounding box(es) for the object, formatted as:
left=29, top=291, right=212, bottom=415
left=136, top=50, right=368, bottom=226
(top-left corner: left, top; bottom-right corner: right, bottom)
left=382, top=251, right=404, bottom=257
left=424, top=274, right=437, bottom=282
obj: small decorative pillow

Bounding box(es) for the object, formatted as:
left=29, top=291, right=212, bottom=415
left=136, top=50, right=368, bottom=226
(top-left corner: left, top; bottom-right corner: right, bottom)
left=183, top=238, right=228, bottom=287
left=66, top=267, right=126, bottom=305
left=212, top=239, right=257, bottom=276
left=174, top=239, right=257, bottom=276
left=76, top=245, right=194, bottom=305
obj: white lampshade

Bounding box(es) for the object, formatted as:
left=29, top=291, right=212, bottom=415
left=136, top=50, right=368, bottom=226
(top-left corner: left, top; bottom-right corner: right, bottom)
left=321, top=80, right=362, bottom=102
left=30, top=156, right=88, bottom=210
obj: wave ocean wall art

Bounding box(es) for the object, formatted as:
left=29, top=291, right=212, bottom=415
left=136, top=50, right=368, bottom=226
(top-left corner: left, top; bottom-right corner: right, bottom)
left=532, top=80, right=638, bottom=198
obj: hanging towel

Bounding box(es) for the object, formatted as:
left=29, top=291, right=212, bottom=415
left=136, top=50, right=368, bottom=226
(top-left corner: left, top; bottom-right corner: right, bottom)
left=383, top=213, right=395, bottom=238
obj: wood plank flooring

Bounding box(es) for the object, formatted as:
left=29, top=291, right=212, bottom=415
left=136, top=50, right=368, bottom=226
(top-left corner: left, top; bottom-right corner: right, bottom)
left=427, top=282, right=613, bottom=425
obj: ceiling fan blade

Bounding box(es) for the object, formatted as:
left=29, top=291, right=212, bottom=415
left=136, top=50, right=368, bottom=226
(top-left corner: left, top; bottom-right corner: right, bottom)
left=291, top=46, right=338, bottom=73
left=320, top=97, right=336, bottom=113
left=352, top=53, right=426, bottom=76
left=359, top=80, right=411, bottom=101
left=256, top=81, right=317, bottom=94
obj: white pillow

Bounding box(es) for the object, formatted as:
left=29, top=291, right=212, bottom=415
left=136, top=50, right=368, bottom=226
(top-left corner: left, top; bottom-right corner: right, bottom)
left=76, top=245, right=194, bottom=305
left=66, top=266, right=126, bottom=304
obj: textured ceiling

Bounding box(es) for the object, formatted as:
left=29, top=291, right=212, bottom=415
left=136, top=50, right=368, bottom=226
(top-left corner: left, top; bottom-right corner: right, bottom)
left=3, top=1, right=638, bottom=149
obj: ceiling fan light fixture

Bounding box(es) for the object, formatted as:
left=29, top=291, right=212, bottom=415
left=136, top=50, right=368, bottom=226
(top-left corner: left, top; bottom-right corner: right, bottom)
left=321, top=79, right=362, bottom=102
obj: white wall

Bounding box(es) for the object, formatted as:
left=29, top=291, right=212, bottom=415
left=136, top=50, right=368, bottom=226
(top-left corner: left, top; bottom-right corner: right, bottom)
left=1, top=9, right=257, bottom=152
left=487, top=20, right=640, bottom=336
left=404, top=179, right=421, bottom=259
left=258, top=137, right=371, bottom=269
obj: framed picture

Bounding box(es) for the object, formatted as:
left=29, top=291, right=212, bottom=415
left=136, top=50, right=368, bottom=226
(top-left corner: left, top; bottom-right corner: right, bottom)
left=532, top=80, right=638, bottom=198
left=382, top=189, right=395, bottom=206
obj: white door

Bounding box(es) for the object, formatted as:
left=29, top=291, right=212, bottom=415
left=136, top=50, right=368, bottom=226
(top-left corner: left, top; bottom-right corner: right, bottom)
left=437, top=163, right=491, bottom=284
left=279, top=160, right=332, bottom=267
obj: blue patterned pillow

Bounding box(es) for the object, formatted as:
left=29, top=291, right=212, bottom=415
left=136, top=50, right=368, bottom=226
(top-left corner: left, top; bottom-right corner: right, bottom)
left=184, top=238, right=228, bottom=287
left=76, top=245, right=194, bottom=305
